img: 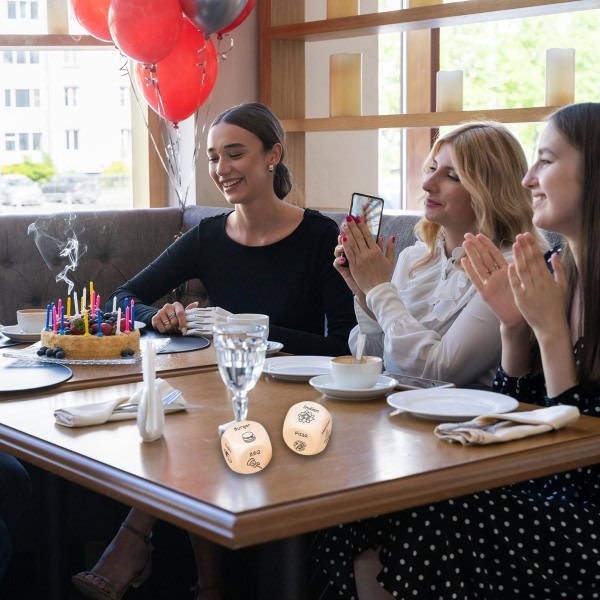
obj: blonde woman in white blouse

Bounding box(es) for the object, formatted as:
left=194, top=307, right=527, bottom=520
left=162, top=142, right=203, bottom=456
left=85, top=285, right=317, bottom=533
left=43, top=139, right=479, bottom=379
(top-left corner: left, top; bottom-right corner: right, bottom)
left=336, top=121, right=547, bottom=388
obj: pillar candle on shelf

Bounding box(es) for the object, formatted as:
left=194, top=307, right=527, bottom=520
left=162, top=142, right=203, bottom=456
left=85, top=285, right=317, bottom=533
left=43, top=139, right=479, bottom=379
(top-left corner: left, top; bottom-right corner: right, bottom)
left=326, top=0, right=358, bottom=19
left=330, top=53, right=362, bottom=117
left=47, top=0, right=69, bottom=34
left=545, top=48, right=575, bottom=106
left=436, top=70, right=463, bottom=112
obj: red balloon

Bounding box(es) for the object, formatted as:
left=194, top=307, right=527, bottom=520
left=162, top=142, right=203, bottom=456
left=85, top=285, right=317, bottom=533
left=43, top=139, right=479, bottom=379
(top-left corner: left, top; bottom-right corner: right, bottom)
left=109, top=0, right=183, bottom=64
left=218, top=0, right=255, bottom=37
left=135, top=20, right=219, bottom=124
left=70, top=0, right=112, bottom=42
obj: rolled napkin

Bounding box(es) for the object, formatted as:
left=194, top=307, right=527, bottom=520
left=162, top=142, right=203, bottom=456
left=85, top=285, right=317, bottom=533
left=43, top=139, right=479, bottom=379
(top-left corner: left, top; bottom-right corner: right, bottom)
left=54, top=378, right=187, bottom=428
left=434, top=405, right=580, bottom=446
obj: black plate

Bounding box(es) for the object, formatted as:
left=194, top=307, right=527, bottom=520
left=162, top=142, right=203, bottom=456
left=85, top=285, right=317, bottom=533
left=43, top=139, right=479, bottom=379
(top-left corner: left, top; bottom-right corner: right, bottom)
left=0, top=360, right=73, bottom=393
left=143, top=331, right=210, bottom=354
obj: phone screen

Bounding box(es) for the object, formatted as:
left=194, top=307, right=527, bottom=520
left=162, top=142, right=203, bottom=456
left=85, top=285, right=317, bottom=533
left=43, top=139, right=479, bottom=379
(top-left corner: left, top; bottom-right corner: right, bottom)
left=385, top=373, right=455, bottom=390
left=350, top=192, right=384, bottom=239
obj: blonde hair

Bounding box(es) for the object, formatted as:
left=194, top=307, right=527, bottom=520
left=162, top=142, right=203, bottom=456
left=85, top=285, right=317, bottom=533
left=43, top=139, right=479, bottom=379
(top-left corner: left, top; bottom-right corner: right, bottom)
left=410, top=121, right=546, bottom=275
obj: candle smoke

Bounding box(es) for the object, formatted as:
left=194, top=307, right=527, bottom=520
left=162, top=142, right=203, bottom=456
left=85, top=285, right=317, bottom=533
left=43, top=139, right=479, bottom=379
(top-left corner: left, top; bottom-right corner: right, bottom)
left=27, top=214, right=88, bottom=295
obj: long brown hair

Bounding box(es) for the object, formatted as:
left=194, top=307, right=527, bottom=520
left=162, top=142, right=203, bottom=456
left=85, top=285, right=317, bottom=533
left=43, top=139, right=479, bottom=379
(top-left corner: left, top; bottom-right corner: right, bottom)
left=410, top=121, right=545, bottom=275
left=550, top=103, right=600, bottom=386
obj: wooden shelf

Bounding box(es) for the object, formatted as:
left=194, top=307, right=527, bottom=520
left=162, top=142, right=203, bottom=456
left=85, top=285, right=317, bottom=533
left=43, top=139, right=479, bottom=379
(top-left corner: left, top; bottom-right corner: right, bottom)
left=0, top=34, right=111, bottom=49
left=282, top=106, right=561, bottom=132
left=263, top=0, right=599, bottom=42
left=259, top=0, right=599, bottom=206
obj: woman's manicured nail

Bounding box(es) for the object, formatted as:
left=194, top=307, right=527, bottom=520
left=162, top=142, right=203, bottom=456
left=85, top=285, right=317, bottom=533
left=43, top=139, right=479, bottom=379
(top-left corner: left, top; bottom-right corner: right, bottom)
left=345, top=215, right=353, bottom=222
left=391, top=235, right=396, bottom=243
left=339, top=256, right=346, bottom=263
left=353, top=216, right=361, bottom=223
left=342, top=235, right=347, bottom=242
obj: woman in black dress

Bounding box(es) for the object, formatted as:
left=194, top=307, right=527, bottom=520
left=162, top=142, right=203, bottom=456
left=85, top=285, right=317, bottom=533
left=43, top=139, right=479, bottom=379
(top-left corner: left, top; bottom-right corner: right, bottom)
left=314, top=103, right=600, bottom=599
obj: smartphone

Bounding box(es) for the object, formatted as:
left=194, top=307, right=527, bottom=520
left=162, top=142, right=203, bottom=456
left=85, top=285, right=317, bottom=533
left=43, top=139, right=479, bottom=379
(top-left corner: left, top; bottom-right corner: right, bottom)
left=350, top=192, right=385, bottom=239
left=340, top=192, right=385, bottom=267
left=384, top=372, right=456, bottom=391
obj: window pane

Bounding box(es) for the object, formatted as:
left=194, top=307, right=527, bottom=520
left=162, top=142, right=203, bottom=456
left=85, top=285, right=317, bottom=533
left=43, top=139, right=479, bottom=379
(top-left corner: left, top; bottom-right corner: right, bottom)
left=15, top=89, right=30, bottom=107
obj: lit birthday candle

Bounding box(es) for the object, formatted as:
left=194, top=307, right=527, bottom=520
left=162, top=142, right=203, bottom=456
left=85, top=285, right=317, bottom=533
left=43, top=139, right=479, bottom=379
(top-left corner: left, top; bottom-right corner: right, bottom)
left=57, top=298, right=62, bottom=317
left=116, top=307, right=122, bottom=335
left=73, top=291, right=78, bottom=315
left=45, top=303, right=51, bottom=331
left=82, top=287, right=87, bottom=312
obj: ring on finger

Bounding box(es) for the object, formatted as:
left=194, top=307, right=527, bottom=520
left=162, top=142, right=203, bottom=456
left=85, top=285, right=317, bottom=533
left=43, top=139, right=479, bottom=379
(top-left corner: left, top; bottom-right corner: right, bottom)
left=167, top=312, right=176, bottom=319
left=162, top=319, right=169, bottom=325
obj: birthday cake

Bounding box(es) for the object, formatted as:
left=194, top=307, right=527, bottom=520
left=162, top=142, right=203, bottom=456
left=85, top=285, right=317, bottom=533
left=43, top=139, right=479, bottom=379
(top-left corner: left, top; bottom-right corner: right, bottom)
left=40, top=314, right=140, bottom=360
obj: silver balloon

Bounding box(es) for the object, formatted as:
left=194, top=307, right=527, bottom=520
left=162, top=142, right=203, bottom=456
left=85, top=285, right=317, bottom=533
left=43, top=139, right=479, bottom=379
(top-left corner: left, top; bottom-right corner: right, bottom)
left=180, top=0, right=248, bottom=35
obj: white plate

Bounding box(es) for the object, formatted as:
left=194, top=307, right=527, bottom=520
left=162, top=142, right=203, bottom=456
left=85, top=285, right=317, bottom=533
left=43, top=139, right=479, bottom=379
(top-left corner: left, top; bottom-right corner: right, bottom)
left=387, top=388, right=518, bottom=422
left=266, top=341, right=284, bottom=356
left=263, top=355, right=333, bottom=381
left=0, top=325, right=42, bottom=343
left=310, top=374, right=397, bottom=401
left=134, top=321, right=146, bottom=330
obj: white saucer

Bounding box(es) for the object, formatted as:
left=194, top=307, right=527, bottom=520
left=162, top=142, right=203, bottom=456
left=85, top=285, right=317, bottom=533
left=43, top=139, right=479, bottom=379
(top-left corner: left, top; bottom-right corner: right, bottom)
left=264, top=355, right=333, bottom=382
left=309, top=374, right=397, bottom=400
left=266, top=341, right=284, bottom=356
left=0, top=325, right=41, bottom=343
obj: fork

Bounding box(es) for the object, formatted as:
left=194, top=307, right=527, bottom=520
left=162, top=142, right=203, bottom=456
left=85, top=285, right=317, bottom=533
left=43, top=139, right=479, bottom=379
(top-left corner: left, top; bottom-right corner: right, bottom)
left=113, top=389, right=182, bottom=413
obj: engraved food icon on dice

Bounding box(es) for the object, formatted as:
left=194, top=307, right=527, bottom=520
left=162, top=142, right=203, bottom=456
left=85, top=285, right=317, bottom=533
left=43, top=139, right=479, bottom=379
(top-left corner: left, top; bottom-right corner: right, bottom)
left=298, top=409, right=315, bottom=424
left=293, top=440, right=307, bottom=452
left=242, top=431, right=256, bottom=443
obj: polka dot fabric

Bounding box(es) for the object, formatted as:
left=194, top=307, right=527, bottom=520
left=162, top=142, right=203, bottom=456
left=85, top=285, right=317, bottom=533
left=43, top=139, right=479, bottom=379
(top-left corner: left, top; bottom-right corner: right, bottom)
left=313, top=340, right=600, bottom=599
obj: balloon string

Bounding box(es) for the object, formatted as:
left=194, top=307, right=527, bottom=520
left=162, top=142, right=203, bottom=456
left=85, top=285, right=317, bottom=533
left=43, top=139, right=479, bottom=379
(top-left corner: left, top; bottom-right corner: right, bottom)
left=124, top=59, right=186, bottom=207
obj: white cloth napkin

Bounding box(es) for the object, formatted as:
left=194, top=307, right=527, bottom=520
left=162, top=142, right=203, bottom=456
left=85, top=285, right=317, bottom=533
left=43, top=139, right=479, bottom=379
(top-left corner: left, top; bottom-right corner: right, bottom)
left=184, top=306, right=231, bottom=336
left=434, top=405, right=580, bottom=446
left=54, top=378, right=187, bottom=428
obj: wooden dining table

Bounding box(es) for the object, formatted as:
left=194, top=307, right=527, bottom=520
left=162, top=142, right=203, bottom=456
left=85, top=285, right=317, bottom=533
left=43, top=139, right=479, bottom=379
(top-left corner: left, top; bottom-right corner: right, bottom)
left=2, top=350, right=600, bottom=598
left=3, top=369, right=600, bottom=546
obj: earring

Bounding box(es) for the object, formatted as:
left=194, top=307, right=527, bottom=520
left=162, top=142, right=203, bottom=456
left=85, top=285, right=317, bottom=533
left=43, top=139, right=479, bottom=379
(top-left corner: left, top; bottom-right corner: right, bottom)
left=268, top=164, right=274, bottom=172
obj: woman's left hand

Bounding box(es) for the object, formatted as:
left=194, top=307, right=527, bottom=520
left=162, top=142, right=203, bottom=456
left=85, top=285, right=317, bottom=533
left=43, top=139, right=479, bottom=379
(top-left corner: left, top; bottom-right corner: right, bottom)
left=340, top=216, right=395, bottom=294
left=508, top=233, right=569, bottom=338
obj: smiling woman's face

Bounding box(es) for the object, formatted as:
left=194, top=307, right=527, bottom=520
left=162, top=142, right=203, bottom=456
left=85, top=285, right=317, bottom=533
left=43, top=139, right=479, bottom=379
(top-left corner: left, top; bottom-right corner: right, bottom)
left=422, top=144, right=476, bottom=236
left=522, top=121, right=584, bottom=240
left=206, top=122, right=275, bottom=205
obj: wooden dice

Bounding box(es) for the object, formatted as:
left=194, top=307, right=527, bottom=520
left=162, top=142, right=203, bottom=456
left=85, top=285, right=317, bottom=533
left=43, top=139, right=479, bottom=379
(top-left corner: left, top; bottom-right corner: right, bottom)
left=221, top=420, right=273, bottom=474
left=283, top=401, right=332, bottom=455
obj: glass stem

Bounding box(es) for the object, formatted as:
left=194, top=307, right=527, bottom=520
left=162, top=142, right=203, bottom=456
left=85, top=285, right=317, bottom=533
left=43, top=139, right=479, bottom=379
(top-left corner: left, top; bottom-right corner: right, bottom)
left=233, top=392, right=248, bottom=422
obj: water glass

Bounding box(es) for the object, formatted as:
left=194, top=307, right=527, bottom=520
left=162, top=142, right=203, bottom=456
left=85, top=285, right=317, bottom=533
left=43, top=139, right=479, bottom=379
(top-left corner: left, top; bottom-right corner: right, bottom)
left=213, top=323, right=268, bottom=423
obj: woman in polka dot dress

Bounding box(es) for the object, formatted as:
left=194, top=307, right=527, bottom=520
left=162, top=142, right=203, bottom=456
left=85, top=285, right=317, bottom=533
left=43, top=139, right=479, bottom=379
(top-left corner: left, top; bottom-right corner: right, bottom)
left=313, top=103, right=600, bottom=599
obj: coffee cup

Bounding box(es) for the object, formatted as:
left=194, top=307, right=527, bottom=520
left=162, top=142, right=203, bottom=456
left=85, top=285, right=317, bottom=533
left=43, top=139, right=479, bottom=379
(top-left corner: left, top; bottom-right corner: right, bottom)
left=227, top=313, right=269, bottom=338
left=16, top=308, right=47, bottom=334
left=330, top=355, right=383, bottom=389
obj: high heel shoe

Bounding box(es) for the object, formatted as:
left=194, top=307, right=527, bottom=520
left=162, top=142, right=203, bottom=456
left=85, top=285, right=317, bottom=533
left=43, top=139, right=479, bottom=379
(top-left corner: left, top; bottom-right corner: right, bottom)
left=71, top=523, right=153, bottom=600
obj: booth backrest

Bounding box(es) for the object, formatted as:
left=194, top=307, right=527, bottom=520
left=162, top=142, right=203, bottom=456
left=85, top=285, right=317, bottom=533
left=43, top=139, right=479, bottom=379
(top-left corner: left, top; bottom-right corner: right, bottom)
left=0, top=206, right=420, bottom=326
